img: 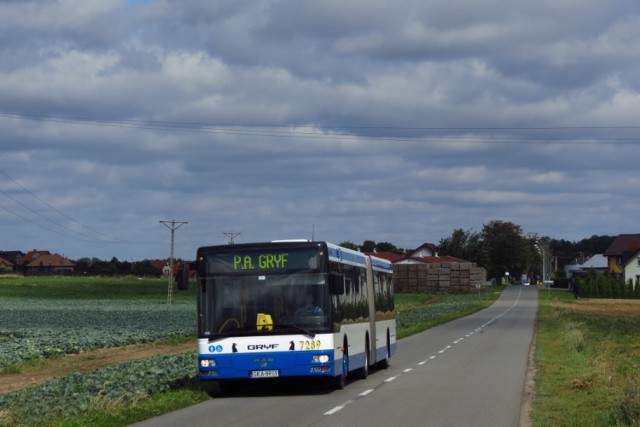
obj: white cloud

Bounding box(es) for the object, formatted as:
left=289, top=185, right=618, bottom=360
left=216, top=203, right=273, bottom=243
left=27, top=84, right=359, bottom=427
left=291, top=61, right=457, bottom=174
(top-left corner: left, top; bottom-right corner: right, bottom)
left=529, top=172, right=564, bottom=184
left=1, top=0, right=639, bottom=260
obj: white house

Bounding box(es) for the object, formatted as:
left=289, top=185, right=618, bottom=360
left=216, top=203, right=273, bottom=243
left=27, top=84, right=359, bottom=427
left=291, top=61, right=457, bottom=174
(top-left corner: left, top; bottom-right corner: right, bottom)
left=564, top=254, right=607, bottom=278
left=623, top=249, right=640, bottom=285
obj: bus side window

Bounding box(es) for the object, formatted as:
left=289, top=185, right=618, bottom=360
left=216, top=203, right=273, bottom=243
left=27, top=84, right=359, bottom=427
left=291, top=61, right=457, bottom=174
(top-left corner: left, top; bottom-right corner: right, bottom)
left=330, top=272, right=344, bottom=295
left=352, top=267, right=360, bottom=293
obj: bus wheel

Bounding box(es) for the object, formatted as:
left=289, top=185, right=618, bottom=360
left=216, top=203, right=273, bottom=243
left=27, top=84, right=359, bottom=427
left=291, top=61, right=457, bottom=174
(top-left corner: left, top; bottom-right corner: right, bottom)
left=359, top=336, right=369, bottom=379
left=219, top=380, right=243, bottom=394
left=331, top=339, right=348, bottom=390
left=331, top=371, right=345, bottom=390
left=377, top=331, right=390, bottom=369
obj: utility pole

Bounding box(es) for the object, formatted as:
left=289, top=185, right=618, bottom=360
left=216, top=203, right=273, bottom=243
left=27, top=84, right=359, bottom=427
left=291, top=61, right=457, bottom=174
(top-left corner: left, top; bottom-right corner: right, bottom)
left=223, top=231, right=241, bottom=245
left=160, top=219, right=188, bottom=304
left=536, top=238, right=551, bottom=282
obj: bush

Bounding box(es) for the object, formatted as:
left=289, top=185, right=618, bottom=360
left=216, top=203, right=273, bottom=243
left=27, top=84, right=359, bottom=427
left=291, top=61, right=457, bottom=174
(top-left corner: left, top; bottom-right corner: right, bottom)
left=575, top=276, right=640, bottom=300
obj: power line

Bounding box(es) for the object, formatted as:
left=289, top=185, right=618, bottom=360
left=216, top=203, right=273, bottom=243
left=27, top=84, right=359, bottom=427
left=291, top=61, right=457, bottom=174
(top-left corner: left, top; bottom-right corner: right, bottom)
left=1, top=112, right=639, bottom=145
left=0, top=205, right=107, bottom=243
left=0, top=169, right=129, bottom=244
left=3, top=112, right=640, bottom=131
left=0, top=176, right=119, bottom=243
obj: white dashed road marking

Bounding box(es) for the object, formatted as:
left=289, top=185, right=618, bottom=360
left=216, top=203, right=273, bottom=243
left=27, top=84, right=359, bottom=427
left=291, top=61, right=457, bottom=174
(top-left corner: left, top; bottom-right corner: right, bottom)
left=324, top=287, right=524, bottom=417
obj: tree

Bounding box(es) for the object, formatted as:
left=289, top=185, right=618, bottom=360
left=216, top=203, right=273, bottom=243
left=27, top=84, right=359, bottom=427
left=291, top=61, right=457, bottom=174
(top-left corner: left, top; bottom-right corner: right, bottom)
left=438, top=221, right=541, bottom=282
left=439, top=228, right=484, bottom=263
left=132, top=260, right=160, bottom=277
left=548, top=235, right=615, bottom=270
left=360, top=240, right=376, bottom=252
left=338, top=241, right=359, bottom=250
left=481, top=220, right=539, bottom=282
left=375, top=241, right=402, bottom=254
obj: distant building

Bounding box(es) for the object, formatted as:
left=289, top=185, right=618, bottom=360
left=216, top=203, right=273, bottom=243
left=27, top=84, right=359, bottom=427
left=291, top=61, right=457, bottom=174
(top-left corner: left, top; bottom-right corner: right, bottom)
left=603, top=234, right=640, bottom=282
left=408, top=242, right=440, bottom=257
left=21, top=250, right=75, bottom=275
left=623, top=249, right=640, bottom=285
left=0, top=251, right=24, bottom=271
left=371, top=242, right=486, bottom=292
left=366, top=252, right=405, bottom=263
left=19, top=250, right=52, bottom=268
left=162, top=263, right=172, bottom=278
left=0, top=256, right=14, bottom=272
left=564, top=254, right=608, bottom=278
left=146, top=259, right=173, bottom=277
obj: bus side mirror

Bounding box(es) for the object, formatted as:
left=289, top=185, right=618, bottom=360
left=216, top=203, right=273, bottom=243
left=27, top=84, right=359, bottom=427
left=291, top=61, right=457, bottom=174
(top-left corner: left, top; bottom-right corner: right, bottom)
left=329, top=273, right=344, bottom=295
left=176, top=268, right=189, bottom=290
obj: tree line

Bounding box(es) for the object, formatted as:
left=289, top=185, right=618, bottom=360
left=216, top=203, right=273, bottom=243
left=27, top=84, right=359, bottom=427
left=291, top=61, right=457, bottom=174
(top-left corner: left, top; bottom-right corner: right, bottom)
left=75, top=221, right=614, bottom=281
left=341, top=220, right=615, bottom=283
left=74, top=257, right=167, bottom=276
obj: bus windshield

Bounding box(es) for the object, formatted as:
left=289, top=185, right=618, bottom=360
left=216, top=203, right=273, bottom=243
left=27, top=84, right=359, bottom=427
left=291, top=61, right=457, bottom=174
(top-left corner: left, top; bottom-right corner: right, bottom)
left=198, top=271, right=331, bottom=339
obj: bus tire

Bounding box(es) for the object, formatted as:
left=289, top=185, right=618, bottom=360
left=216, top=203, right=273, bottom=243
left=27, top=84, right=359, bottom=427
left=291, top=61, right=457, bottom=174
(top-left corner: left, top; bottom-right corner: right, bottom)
left=219, top=380, right=243, bottom=394
left=377, top=331, right=390, bottom=369
left=359, top=336, right=369, bottom=379
left=331, top=372, right=346, bottom=390
left=331, top=337, right=348, bottom=390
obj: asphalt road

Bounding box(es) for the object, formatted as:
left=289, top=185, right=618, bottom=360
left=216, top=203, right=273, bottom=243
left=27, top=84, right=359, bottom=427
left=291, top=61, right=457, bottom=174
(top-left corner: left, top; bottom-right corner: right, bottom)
left=132, top=285, right=538, bottom=427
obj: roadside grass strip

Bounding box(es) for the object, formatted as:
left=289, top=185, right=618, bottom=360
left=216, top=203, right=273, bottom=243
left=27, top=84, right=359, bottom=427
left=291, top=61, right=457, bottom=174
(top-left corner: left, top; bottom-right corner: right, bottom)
left=0, top=298, right=195, bottom=368
left=532, top=292, right=640, bottom=426
left=396, top=291, right=499, bottom=334
left=0, top=352, right=198, bottom=426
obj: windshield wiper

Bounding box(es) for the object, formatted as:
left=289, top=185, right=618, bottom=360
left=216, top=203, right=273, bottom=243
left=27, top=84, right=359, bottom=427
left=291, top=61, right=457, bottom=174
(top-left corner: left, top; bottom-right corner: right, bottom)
left=207, top=324, right=316, bottom=339
left=276, top=323, right=316, bottom=338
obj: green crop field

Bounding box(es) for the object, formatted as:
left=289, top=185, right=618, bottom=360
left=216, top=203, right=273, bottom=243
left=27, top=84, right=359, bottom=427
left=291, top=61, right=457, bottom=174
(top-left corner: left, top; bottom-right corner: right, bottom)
left=0, top=276, right=197, bottom=370
left=0, top=276, right=200, bottom=426
left=0, top=298, right=195, bottom=367
left=0, top=276, right=503, bottom=426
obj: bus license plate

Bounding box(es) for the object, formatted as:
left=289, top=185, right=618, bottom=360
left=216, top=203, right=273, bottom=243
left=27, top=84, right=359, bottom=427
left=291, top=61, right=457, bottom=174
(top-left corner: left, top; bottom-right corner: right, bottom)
left=251, top=369, right=279, bottom=378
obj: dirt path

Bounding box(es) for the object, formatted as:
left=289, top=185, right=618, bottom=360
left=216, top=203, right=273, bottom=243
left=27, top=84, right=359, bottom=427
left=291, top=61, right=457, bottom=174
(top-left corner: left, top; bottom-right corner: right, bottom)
left=0, top=341, right=196, bottom=395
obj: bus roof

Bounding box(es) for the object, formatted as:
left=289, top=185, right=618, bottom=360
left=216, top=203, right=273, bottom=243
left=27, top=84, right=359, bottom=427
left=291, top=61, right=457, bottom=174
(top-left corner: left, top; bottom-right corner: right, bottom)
left=369, top=255, right=393, bottom=273
left=197, top=241, right=391, bottom=272
left=326, top=242, right=368, bottom=269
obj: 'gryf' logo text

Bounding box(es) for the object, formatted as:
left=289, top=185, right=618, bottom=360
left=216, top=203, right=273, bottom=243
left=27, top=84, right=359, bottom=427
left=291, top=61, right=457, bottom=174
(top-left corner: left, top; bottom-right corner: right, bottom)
left=247, top=344, right=279, bottom=350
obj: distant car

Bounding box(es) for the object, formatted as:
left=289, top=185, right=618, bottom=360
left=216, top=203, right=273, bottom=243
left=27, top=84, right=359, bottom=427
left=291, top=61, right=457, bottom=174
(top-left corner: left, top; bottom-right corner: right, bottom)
left=523, top=281, right=530, bottom=286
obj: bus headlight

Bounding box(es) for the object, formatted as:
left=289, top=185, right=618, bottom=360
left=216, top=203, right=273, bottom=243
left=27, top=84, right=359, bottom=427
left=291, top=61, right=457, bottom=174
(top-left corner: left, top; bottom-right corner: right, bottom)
left=200, top=359, right=216, bottom=368
left=312, top=355, right=330, bottom=363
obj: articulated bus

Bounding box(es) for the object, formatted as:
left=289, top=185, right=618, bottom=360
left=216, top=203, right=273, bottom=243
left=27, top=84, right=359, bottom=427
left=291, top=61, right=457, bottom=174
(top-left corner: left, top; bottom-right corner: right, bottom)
left=178, top=240, right=396, bottom=390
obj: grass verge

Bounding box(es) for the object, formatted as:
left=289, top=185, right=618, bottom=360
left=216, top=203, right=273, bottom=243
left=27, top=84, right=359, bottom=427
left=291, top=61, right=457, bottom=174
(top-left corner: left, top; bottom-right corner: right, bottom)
left=45, top=387, right=209, bottom=427
left=395, top=287, right=504, bottom=339
left=532, top=290, right=640, bottom=426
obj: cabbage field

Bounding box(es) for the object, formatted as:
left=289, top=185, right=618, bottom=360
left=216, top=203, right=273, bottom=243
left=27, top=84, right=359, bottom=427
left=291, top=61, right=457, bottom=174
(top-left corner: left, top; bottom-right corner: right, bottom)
left=0, top=277, right=199, bottom=425
left=0, top=298, right=195, bottom=368
left=0, top=352, right=198, bottom=424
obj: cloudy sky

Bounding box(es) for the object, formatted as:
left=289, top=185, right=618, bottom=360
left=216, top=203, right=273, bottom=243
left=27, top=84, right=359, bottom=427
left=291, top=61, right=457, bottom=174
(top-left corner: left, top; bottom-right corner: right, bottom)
left=2, top=0, right=640, bottom=262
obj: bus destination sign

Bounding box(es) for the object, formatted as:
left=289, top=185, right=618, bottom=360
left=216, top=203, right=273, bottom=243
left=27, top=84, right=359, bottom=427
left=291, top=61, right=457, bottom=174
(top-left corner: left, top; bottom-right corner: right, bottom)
left=207, top=247, right=321, bottom=274
left=233, top=253, right=288, bottom=271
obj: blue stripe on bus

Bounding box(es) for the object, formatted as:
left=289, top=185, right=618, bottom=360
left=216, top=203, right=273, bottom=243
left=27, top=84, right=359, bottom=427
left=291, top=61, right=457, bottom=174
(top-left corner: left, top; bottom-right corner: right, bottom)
left=370, top=258, right=393, bottom=272
left=327, top=245, right=368, bottom=267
